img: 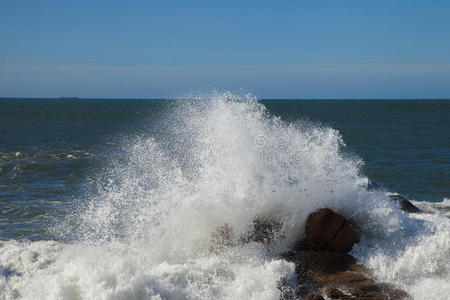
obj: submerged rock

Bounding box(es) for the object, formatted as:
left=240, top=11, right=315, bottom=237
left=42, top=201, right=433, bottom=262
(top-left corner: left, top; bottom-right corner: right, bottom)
left=305, top=208, right=360, bottom=253
left=389, top=194, right=422, bottom=213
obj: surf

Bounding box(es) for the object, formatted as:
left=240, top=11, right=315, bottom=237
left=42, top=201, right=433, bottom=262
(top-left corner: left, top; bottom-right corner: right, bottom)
left=1, top=92, right=449, bottom=299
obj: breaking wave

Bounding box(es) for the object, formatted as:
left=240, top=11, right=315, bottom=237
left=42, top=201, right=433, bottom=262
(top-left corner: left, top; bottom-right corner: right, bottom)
left=0, top=93, right=448, bottom=299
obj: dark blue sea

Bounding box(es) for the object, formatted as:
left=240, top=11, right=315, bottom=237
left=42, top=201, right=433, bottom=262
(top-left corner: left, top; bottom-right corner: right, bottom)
left=0, top=96, right=449, bottom=299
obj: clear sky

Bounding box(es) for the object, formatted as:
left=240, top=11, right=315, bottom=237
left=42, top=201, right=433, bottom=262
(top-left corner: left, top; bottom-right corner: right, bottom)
left=1, top=0, right=450, bottom=99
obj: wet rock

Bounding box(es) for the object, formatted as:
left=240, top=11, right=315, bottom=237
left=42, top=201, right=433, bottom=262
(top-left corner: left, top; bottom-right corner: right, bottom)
left=322, top=286, right=346, bottom=298
left=389, top=194, right=422, bottom=213
left=281, top=208, right=409, bottom=299
left=283, top=250, right=356, bottom=276
left=366, top=180, right=422, bottom=213
left=367, top=180, right=381, bottom=190
left=305, top=208, right=360, bottom=253
left=283, top=250, right=411, bottom=299
left=304, top=294, right=325, bottom=300
left=209, top=224, right=235, bottom=252
left=240, top=217, right=282, bottom=244
left=210, top=217, right=282, bottom=252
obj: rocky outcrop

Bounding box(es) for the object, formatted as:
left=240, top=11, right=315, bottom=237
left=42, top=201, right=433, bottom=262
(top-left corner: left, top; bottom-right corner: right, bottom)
left=366, top=180, right=422, bottom=213
left=305, top=208, right=360, bottom=253
left=209, top=218, right=282, bottom=252
left=240, top=217, right=282, bottom=244
left=282, top=208, right=410, bottom=299
left=304, top=294, right=324, bottom=300
left=282, top=250, right=410, bottom=299
left=210, top=224, right=234, bottom=251
left=210, top=208, right=410, bottom=299
left=366, top=180, right=381, bottom=190
left=389, top=194, right=422, bottom=213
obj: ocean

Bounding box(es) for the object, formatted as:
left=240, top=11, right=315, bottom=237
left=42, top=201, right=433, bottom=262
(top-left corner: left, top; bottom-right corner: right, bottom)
left=0, top=94, right=449, bottom=299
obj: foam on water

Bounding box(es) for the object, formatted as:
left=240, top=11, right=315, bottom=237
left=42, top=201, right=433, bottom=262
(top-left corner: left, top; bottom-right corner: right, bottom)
left=356, top=210, right=450, bottom=299
left=1, top=93, right=448, bottom=299
left=411, top=198, right=450, bottom=217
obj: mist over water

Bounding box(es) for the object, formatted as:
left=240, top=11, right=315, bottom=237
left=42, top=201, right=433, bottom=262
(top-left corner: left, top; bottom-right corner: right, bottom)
left=1, top=94, right=449, bottom=299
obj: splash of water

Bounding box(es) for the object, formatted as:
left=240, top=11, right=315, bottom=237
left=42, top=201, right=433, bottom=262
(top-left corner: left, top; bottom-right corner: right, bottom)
left=68, top=92, right=398, bottom=257
left=1, top=92, right=448, bottom=299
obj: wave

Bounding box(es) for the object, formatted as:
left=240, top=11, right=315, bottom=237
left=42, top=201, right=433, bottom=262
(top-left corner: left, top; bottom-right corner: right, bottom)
left=1, top=92, right=448, bottom=299
left=411, top=198, right=450, bottom=217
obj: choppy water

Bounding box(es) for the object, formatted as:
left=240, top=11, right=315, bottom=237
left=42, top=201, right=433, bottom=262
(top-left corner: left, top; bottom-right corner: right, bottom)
left=0, top=94, right=449, bottom=299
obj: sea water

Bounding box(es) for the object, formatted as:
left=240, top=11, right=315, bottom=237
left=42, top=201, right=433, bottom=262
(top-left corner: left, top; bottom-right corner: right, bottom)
left=0, top=94, right=449, bottom=299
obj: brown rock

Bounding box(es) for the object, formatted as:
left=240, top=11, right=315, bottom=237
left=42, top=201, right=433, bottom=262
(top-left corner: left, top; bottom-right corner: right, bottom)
left=304, top=294, right=325, bottom=300
left=283, top=250, right=410, bottom=300
left=305, top=208, right=360, bottom=253
left=389, top=194, right=422, bottom=213
left=322, top=286, right=346, bottom=298
left=280, top=208, right=409, bottom=299
left=285, top=250, right=357, bottom=275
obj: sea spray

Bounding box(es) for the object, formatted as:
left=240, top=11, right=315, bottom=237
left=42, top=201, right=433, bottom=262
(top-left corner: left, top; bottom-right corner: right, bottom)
left=69, top=93, right=390, bottom=256
left=355, top=208, right=450, bottom=299
left=1, top=93, right=448, bottom=299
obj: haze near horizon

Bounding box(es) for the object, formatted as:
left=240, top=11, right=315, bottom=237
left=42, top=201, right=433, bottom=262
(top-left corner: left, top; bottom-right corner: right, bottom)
left=1, top=0, right=450, bottom=99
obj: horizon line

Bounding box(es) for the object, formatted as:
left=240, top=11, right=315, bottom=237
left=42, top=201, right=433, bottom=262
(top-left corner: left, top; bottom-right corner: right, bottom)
left=1, top=97, right=450, bottom=101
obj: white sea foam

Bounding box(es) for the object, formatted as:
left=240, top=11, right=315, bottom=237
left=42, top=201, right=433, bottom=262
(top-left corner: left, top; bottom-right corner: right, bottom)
left=0, top=240, right=294, bottom=300
left=0, top=93, right=448, bottom=299
left=354, top=212, right=450, bottom=299
left=411, top=198, right=450, bottom=217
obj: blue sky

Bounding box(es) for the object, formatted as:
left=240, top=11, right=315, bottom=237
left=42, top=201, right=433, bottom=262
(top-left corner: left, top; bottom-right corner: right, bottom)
left=1, top=0, right=450, bottom=98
